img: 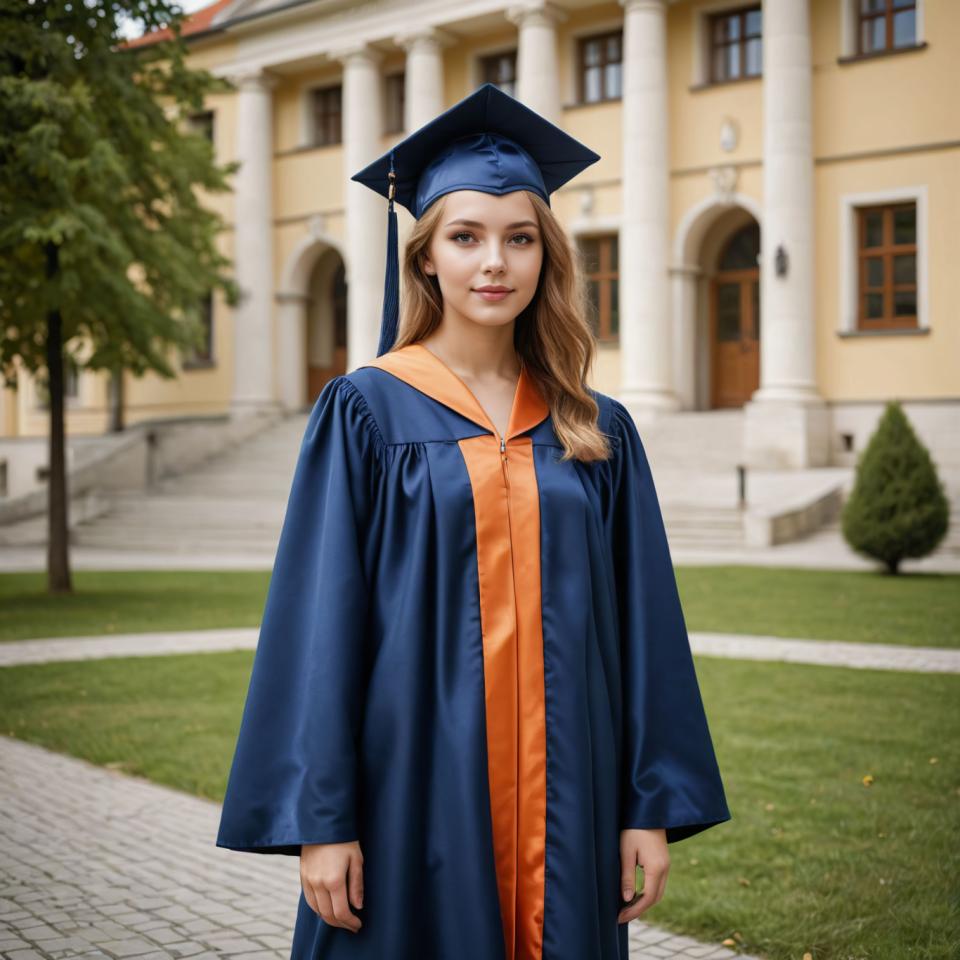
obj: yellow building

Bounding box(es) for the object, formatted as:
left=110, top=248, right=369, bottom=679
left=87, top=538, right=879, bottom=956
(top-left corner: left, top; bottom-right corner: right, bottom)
left=2, top=0, right=956, bottom=476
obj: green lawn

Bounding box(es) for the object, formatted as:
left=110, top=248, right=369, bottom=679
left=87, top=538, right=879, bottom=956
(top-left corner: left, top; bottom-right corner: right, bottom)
left=2, top=565, right=958, bottom=648
left=0, top=653, right=956, bottom=960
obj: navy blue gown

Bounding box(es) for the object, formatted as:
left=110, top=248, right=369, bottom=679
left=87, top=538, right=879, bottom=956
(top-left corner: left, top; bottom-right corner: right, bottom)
left=215, top=342, right=730, bottom=960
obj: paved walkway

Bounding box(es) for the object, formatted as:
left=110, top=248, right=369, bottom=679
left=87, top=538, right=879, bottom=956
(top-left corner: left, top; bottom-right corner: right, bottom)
left=3, top=626, right=958, bottom=673
left=0, top=735, right=754, bottom=960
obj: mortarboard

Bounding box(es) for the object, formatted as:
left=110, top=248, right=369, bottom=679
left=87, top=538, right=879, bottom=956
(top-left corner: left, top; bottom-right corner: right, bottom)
left=350, top=82, right=601, bottom=356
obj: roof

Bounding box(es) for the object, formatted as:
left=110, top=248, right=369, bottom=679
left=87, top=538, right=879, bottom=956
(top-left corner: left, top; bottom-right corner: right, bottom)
left=120, top=0, right=233, bottom=49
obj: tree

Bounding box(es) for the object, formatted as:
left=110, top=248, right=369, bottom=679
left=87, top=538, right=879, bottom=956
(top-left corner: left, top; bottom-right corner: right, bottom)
left=841, top=400, right=950, bottom=575
left=0, top=0, right=241, bottom=593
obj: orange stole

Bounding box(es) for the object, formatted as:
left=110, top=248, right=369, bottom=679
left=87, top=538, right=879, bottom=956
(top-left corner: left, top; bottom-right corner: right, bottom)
left=358, top=344, right=548, bottom=960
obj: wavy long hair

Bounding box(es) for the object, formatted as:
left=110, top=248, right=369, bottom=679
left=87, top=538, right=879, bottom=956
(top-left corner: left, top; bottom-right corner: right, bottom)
left=389, top=190, right=612, bottom=463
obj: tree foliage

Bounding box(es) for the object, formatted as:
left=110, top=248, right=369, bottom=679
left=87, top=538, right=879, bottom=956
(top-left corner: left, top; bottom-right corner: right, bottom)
left=0, top=0, right=241, bottom=387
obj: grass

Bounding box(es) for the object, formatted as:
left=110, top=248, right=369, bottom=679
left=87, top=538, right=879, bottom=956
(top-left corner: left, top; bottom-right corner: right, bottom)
left=2, top=565, right=958, bottom=648
left=677, top=565, right=960, bottom=649
left=0, top=653, right=956, bottom=959
left=0, top=569, right=270, bottom=642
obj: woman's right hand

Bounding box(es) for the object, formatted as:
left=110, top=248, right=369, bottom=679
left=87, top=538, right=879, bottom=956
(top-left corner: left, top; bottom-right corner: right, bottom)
left=300, top=840, right=364, bottom=932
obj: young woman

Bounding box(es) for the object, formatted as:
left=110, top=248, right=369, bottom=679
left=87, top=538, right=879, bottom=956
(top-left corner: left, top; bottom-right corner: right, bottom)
left=217, top=83, right=731, bottom=960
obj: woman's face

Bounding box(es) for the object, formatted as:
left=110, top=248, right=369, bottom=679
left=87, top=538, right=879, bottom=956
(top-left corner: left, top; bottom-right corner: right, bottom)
left=422, top=189, right=544, bottom=332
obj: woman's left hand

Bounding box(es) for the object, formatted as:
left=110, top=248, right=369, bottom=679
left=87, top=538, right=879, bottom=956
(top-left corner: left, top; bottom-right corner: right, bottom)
left=617, top=828, right=669, bottom=924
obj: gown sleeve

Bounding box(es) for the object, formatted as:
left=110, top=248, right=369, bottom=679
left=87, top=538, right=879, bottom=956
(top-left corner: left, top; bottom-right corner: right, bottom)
left=216, top=375, right=382, bottom=855
left=608, top=398, right=732, bottom=844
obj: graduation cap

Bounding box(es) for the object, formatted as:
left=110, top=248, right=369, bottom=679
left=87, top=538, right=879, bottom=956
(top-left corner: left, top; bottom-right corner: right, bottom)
left=350, top=82, right=601, bottom=356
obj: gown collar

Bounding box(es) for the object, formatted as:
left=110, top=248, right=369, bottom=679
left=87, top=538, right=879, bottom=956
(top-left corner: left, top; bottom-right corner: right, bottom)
left=360, top=341, right=550, bottom=441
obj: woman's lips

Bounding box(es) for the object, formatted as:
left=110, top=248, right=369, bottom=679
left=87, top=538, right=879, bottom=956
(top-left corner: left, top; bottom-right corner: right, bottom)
left=473, top=288, right=512, bottom=301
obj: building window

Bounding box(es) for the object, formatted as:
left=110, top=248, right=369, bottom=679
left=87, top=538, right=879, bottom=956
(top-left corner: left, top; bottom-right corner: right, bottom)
left=34, top=356, right=79, bottom=409
left=579, top=234, right=619, bottom=343
left=577, top=29, right=622, bottom=104
left=858, top=0, right=916, bottom=55
left=183, top=291, right=215, bottom=368
left=187, top=109, right=215, bottom=142
left=856, top=202, right=917, bottom=331
left=384, top=72, right=405, bottom=133
left=311, top=85, right=342, bottom=147
left=479, top=51, right=517, bottom=97
left=708, top=5, right=762, bottom=83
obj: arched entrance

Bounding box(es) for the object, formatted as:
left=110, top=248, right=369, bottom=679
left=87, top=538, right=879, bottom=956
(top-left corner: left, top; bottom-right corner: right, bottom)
left=276, top=228, right=348, bottom=412
left=709, top=222, right=760, bottom=408
left=305, top=256, right=347, bottom=404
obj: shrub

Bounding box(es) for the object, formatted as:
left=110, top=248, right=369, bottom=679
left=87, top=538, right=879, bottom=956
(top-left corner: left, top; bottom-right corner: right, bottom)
left=841, top=401, right=949, bottom=574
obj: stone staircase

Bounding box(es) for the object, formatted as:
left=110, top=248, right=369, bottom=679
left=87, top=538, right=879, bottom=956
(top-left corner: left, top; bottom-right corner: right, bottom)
left=71, top=413, right=310, bottom=558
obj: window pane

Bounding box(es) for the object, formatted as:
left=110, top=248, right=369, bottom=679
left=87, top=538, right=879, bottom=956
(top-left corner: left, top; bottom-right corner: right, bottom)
left=717, top=283, right=741, bottom=341
left=610, top=278, right=619, bottom=336
left=863, top=211, right=884, bottom=247
left=745, top=9, right=762, bottom=36
left=725, top=44, right=741, bottom=79
left=713, top=48, right=727, bottom=81
left=584, top=39, right=601, bottom=66
left=605, top=62, right=622, bottom=98
left=581, top=237, right=600, bottom=273
left=894, top=289, right=916, bottom=317
left=865, top=257, right=884, bottom=287
left=862, top=17, right=886, bottom=53
left=893, top=9, right=915, bottom=46
left=861, top=0, right=885, bottom=12
left=893, top=206, right=916, bottom=244
left=726, top=16, right=740, bottom=40
left=893, top=253, right=915, bottom=284
left=606, top=34, right=621, bottom=61
left=610, top=234, right=619, bottom=271
left=584, top=67, right=602, bottom=102
left=865, top=293, right=884, bottom=318
left=746, top=37, right=762, bottom=75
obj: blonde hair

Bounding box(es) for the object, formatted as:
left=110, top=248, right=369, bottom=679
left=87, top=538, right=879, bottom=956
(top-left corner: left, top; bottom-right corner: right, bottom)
left=390, top=190, right=612, bottom=463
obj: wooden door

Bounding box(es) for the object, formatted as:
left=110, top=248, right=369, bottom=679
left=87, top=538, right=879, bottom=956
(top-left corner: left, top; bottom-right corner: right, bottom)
left=710, top=223, right=760, bottom=408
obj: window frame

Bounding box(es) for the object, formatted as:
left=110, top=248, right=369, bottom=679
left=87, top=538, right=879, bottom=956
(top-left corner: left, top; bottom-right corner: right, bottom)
left=309, top=83, right=343, bottom=148
left=706, top=3, right=763, bottom=86
left=578, top=233, right=620, bottom=344
left=576, top=28, right=623, bottom=105
left=838, top=187, right=929, bottom=338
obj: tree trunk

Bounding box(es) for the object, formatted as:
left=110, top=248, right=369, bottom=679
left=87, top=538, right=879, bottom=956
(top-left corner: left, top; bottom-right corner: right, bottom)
left=109, top=366, right=125, bottom=432
left=45, top=242, right=72, bottom=594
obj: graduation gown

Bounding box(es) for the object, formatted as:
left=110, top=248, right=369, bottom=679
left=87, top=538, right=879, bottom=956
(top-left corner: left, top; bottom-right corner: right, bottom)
left=216, top=341, right=731, bottom=960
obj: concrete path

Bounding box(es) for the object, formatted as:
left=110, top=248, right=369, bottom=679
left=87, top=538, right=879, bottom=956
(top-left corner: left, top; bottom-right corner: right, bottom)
left=0, top=735, right=754, bottom=960
left=2, top=626, right=958, bottom=673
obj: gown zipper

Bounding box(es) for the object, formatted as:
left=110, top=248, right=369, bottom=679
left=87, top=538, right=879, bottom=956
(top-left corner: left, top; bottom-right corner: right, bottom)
left=498, top=428, right=521, bottom=959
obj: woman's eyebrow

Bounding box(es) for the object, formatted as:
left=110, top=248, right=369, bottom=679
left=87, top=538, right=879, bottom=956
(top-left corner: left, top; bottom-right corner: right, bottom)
left=445, top=218, right=539, bottom=230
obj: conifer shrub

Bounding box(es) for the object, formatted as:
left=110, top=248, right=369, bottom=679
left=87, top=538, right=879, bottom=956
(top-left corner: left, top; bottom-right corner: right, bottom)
left=841, top=401, right=949, bottom=574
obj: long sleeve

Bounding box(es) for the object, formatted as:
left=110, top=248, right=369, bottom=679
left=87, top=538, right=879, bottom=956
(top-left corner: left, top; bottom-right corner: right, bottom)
left=609, top=399, right=731, bottom=844
left=216, top=376, right=382, bottom=855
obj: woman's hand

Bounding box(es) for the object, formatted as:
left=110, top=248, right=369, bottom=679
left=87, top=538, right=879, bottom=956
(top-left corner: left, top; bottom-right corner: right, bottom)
left=617, top=828, right=669, bottom=925
left=300, top=840, right=364, bottom=932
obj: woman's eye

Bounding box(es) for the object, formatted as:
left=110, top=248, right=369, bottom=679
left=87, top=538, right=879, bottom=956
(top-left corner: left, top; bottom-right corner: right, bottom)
left=450, top=232, right=535, bottom=245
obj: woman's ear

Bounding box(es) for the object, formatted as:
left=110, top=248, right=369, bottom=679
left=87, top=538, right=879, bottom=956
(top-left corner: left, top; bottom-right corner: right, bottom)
left=422, top=256, right=436, bottom=276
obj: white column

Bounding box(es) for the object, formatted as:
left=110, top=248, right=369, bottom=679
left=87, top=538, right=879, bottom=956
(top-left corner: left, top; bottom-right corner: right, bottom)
left=744, top=0, right=827, bottom=467
left=618, top=0, right=678, bottom=415
left=333, top=45, right=385, bottom=369
left=231, top=69, right=279, bottom=416
left=276, top=291, right=308, bottom=412
left=505, top=2, right=566, bottom=123
left=395, top=28, right=453, bottom=130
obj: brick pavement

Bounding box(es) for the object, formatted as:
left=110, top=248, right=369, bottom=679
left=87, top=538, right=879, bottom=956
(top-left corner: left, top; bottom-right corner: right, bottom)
left=0, top=736, right=753, bottom=960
